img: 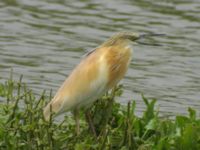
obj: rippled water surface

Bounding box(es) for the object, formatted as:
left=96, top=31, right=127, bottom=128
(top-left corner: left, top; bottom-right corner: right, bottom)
left=0, top=0, right=200, bottom=116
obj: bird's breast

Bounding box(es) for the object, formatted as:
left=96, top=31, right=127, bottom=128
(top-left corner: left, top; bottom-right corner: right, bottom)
left=105, top=45, right=132, bottom=89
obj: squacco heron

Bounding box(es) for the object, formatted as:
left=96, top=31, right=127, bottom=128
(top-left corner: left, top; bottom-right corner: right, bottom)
left=43, top=32, right=163, bottom=134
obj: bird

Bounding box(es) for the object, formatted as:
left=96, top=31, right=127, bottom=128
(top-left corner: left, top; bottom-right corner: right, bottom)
left=43, top=32, right=164, bottom=135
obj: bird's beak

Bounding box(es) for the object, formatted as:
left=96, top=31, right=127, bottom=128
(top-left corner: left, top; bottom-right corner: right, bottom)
left=139, top=33, right=166, bottom=39
left=136, top=33, right=166, bottom=46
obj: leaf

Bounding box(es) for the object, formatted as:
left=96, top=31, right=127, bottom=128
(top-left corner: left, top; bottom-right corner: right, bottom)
left=142, top=96, right=157, bottom=123
left=188, top=107, right=196, bottom=121
left=145, top=118, right=158, bottom=131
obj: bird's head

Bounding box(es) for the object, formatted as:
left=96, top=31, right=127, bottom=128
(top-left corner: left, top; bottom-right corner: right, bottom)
left=101, top=32, right=165, bottom=47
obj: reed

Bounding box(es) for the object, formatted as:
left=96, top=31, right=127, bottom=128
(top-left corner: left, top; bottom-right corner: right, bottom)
left=0, top=75, right=199, bottom=150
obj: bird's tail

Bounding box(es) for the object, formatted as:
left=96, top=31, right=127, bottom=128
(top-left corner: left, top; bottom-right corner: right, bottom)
left=43, top=96, right=63, bottom=121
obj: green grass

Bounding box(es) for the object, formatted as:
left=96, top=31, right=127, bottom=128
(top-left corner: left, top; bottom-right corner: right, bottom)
left=0, top=76, right=200, bottom=150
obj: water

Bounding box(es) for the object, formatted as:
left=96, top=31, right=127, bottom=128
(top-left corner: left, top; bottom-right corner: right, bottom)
left=0, top=0, right=200, bottom=116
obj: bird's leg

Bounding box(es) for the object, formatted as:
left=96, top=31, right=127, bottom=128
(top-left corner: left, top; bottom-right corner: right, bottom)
left=85, top=109, right=97, bottom=137
left=73, top=108, right=80, bottom=135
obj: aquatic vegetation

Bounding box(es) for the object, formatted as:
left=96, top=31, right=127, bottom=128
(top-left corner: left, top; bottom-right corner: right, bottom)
left=0, top=76, right=200, bottom=150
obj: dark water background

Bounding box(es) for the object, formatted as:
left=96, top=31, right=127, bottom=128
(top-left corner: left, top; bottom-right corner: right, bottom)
left=0, top=0, right=200, bottom=116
